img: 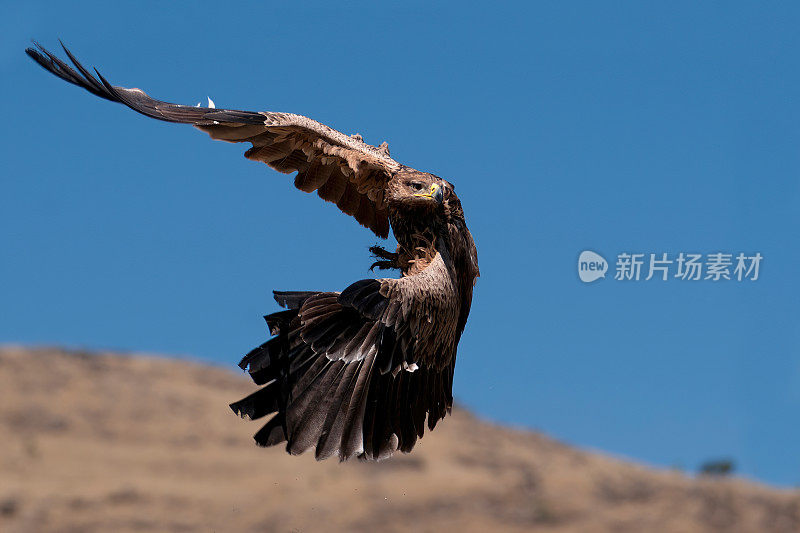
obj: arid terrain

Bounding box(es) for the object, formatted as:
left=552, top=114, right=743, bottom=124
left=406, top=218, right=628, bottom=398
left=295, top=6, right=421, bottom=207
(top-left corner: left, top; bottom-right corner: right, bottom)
left=1, top=346, right=798, bottom=532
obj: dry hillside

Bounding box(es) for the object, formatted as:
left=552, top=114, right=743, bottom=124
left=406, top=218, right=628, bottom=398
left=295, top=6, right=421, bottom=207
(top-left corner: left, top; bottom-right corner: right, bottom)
left=1, top=346, right=798, bottom=532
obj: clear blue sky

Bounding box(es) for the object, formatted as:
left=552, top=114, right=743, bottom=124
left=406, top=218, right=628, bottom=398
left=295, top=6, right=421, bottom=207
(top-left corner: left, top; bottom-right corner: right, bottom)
left=2, top=2, right=799, bottom=486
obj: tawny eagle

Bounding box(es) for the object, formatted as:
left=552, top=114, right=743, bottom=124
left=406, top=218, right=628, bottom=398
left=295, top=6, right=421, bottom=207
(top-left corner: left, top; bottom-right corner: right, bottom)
left=26, top=42, right=479, bottom=461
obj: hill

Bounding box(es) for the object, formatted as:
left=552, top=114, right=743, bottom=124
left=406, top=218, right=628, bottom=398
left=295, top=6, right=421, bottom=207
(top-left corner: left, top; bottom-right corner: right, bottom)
left=1, top=346, right=798, bottom=532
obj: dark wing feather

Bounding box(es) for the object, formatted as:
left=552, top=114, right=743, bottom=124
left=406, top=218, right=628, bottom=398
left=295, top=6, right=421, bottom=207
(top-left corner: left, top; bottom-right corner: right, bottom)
left=230, top=276, right=457, bottom=461
left=25, top=41, right=398, bottom=238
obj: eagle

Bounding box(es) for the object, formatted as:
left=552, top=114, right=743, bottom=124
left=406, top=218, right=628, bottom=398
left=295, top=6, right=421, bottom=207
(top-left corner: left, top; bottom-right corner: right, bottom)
left=26, top=42, right=479, bottom=461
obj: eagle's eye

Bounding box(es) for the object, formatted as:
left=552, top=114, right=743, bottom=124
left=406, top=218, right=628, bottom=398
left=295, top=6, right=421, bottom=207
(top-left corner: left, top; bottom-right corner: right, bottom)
left=408, top=181, right=424, bottom=191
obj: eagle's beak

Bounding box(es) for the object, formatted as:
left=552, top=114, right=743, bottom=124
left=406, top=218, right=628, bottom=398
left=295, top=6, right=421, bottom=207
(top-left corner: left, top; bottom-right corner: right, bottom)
left=414, top=183, right=443, bottom=204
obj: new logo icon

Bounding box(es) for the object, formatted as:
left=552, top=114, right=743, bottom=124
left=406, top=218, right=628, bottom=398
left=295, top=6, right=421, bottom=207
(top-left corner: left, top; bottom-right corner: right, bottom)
left=578, top=250, right=607, bottom=283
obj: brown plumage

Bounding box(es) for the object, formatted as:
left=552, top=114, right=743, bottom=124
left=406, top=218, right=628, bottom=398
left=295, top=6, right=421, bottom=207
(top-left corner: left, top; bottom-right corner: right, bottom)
left=26, top=41, right=479, bottom=461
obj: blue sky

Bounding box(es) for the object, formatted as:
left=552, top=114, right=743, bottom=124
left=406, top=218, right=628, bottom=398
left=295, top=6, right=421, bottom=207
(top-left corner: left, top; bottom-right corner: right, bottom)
left=2, top=2, right=799, bottom=485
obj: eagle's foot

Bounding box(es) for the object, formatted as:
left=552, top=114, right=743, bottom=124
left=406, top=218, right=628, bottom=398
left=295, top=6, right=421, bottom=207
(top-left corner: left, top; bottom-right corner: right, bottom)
left=369, top=245, right=400, bottom=271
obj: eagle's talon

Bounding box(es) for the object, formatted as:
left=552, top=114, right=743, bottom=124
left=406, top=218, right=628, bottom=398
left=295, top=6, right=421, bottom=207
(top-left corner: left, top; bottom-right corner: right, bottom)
left=369, top=245, right=398, bottom=261
left=369, top=246, right=400, bottom=271
left=369, top=260, right=397, bottom=271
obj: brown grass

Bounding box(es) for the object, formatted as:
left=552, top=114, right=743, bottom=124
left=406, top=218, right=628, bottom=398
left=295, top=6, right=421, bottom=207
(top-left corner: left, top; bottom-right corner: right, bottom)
left=1, top=346, right=798, bottom=532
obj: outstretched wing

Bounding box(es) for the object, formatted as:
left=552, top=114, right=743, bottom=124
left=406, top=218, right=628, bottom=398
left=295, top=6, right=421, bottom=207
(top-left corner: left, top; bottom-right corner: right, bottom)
left=231, top=274, right=459, bottom=461
left=26, top=41, right=401, bottom=238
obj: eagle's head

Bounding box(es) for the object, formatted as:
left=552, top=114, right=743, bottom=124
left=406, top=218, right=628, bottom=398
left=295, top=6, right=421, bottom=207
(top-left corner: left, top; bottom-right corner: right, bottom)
left=387, top=169, right=460, bottom=222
